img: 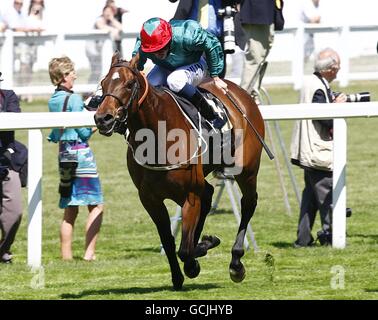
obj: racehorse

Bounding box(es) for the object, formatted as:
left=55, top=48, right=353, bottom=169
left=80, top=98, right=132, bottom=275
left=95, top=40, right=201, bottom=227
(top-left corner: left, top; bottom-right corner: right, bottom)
left=94, top=52, right=265, bottom=290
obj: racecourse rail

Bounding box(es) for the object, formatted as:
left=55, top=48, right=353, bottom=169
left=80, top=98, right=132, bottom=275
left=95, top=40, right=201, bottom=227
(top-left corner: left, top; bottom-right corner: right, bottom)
left=1, top=102, right=378, bottom=268
left=1, top=23, right=378, bottom=94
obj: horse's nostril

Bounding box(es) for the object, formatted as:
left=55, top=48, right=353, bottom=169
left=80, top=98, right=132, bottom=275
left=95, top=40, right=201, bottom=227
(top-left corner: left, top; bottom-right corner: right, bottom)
left=94, top=113, right=114, bottom=128
left=104, top=114, right=114, bottom=122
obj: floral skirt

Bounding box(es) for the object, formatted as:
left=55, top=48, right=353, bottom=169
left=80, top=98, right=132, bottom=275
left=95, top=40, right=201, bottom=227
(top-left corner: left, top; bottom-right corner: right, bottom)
left=59, top=142, right=103, bottom=209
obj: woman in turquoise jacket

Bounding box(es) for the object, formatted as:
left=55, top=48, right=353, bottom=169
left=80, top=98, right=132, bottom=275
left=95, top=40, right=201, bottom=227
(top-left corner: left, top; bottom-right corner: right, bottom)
left=133, top=17, right=228, bottom=129
left=48, top=56, right=104, bottom=261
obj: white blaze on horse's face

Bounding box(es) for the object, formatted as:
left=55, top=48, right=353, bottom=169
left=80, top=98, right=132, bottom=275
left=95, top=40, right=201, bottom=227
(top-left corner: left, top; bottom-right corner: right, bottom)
left=112, top=72, right=120, bottom=81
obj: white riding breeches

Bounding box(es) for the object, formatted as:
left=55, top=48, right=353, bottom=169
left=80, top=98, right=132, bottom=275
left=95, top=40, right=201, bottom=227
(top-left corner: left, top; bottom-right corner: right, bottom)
left=147, top=57, right=208, bottom=92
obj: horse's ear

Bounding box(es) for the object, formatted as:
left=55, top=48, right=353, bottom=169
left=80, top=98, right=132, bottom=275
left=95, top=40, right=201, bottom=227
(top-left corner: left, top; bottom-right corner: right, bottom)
left=129, top=53, right=140, bottom=69
left=111, top=51, right=121, bottom=66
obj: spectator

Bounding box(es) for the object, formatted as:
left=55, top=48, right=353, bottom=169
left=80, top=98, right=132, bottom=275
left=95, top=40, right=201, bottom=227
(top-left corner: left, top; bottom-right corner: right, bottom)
left=169, top=0, right=239, bottom=78
left=105, top=0, right=128, bottom=55
left=106, top=0, right=128, bottom=24
left=3, top=0, right=41, bottom=33
left=27, top=0, right=45, bottom=31
left=23, top=0, right=46, bottom=102
left=300, top=0, right=321, bottom=62
left=2, top=0, right=45, bottom=97
left=132, top=17, right=227, bottom=129
left=290, top=48, right=347, bottom=247
left=0, top=71, right=28, bottom=264
left=0, top=15, right=6, bottom=32
left=85, top=5, right=123, bottom=83
left=236, top=0, right=282, bottom=102
left=171, top=0, right=223, bottom=37
left=47, top=57, right=104, bottom=261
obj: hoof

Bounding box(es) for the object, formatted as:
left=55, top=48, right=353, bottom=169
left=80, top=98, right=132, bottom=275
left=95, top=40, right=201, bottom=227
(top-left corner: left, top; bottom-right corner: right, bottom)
left=184, top=260, right=201, bottom=279
left=194, top=235, right=221, bottom=258
left=172, top=274, right=184, bottom=291
left=194, top=242, right=208, bottom=258
left=229, top=264, right=246, bottom=283
left=202, top=235, right=221, bottom=250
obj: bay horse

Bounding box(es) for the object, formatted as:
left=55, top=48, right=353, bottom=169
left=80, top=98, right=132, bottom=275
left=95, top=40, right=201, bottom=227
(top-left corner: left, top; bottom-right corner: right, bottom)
left=94, top=52, right=265, bottom=290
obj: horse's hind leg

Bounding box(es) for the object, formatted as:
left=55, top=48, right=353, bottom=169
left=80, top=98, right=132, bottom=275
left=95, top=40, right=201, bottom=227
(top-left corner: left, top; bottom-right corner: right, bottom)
left=193, top=180, right=221, bottom=258
left=229, top=175, right=258, bottom=283
left=178, top=192, right=202, bottom=279
left=140, top=196, right=184, bottom=290
left=194, top=181, right=214, bottom=244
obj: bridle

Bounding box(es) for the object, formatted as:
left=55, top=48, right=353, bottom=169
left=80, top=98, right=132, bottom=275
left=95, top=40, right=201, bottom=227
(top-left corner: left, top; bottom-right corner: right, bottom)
left=101, top=62, right=148, bottom=133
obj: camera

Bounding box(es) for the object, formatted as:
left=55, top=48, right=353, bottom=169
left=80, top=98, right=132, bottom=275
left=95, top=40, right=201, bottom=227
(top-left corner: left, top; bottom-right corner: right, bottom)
left=58, top=152, right=78, bottom=198
left=346, top=92, right=370, bottom=103
left=333, top=91, right=370, bottom=103
left=84, top=95, right=103, bottom=111
left=218, top=6, right=237, bottom=54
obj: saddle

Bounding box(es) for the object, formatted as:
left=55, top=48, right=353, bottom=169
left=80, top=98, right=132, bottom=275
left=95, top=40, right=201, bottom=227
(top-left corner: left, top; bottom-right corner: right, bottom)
left=164, top=88, right=232, bottom=134
left=164, top=88, right=234, bottom=163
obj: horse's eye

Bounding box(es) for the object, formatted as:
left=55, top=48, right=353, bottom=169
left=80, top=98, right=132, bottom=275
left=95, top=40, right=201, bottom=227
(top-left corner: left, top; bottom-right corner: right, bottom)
left=126, top=82, right=134, bottom=90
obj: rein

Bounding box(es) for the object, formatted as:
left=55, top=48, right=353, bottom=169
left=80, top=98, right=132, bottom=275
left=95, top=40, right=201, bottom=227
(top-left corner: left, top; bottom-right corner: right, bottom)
left=137, top=72, right=149, bottom=106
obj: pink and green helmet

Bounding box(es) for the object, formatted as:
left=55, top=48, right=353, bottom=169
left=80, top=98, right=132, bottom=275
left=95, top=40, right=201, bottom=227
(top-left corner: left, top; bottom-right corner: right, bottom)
left=140, top=17, right=172, bottom=53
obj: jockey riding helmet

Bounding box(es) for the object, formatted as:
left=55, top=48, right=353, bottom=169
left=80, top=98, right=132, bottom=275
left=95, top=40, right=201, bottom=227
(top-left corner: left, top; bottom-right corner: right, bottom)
left=140, top=17, right=172, bottom=53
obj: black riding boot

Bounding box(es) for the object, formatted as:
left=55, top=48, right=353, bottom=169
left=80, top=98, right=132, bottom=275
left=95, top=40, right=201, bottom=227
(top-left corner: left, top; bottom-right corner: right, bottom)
left=190, top=90, right=226, bottom=129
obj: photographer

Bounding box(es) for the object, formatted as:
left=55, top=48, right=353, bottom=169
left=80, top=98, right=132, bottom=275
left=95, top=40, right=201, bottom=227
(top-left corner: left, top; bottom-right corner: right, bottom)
left=290, top=48, right=347, bottom=247
left=236, top=0, right=284, bottom=102
left=48, top=57, right=104, bottom=261
left=169, top=0, right=244, bottom=78
left=0, top=72, right=26, bottom=264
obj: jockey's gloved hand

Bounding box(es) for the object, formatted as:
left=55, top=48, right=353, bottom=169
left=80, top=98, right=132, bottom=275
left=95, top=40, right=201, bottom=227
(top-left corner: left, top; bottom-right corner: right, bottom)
left=84, top=95, right=103, bottom=111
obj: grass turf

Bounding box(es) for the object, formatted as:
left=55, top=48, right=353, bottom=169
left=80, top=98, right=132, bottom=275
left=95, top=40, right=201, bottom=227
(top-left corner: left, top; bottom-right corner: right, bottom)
left=1, top=81, right=378, bottom=300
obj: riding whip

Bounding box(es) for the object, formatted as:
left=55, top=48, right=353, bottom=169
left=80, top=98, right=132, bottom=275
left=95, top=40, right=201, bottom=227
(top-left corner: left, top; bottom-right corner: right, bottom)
left=225, top=92, right=275, bottom=160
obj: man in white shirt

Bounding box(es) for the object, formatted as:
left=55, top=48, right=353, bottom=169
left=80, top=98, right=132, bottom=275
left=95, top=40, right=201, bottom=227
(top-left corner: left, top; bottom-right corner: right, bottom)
left=3, top=1, right=29, bottom=32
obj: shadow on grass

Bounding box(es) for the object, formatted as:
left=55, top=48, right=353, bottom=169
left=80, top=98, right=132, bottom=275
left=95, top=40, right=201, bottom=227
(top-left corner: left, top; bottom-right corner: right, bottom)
left=348, top=233, right=378, bottom=241
left=365, top=289, right=378, bottom=293
left=137, top=246, right=162, bottom=253
left=209, top=209, right=233, bottom=215
left=60, top=283, right=220, bottom=299
left=270, top=241, right=295, bottom=249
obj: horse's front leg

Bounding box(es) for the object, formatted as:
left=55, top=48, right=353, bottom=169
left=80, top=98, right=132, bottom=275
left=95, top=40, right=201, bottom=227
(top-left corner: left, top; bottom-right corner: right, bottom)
left=178, top=192, right=202, bottom=279
left=139, top=195, right=184, bottom=290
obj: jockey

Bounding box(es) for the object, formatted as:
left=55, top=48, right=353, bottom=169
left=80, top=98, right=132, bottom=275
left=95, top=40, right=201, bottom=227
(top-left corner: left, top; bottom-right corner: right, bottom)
left=132, top=17, right=228, bottom=129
